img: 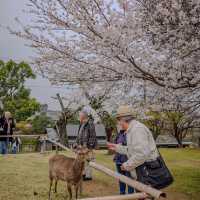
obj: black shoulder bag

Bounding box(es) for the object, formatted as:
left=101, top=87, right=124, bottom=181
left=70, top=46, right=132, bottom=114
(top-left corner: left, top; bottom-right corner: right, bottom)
left=136, top=151, right=174, bottom=189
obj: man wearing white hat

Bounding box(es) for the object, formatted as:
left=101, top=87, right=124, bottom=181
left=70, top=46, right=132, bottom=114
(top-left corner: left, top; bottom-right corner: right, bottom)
left=108, top=105, right=173, bottom=192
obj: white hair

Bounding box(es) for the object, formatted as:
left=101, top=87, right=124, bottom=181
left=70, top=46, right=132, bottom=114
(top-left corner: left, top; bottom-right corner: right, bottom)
left=80, top=110, right=89, bottom=118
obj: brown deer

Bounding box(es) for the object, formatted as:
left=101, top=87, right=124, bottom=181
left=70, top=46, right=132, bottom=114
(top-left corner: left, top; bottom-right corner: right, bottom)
left=48, top=146, right=89, bottom=200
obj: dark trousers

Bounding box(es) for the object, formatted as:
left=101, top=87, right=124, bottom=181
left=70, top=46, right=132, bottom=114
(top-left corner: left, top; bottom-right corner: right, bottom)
left=116, top=164, right=135, bottom=194
left=12, top=146, right=17, bottom=154
left=0, top=140, right=8, bottom=154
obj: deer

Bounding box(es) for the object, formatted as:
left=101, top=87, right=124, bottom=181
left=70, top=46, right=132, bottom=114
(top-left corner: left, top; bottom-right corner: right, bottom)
left=48, top=146, right=89, bottom=200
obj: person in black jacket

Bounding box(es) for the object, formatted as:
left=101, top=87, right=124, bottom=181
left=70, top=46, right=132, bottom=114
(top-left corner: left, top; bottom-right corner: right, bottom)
left=76, top=109, right=97, bottom=181
left=0, top=111, right=15, bottom=154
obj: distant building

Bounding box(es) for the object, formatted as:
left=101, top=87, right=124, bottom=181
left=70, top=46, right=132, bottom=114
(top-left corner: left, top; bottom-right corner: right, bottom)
left=66, top=124, right=107, bottom=147
left=46, top=127, right=59, bottom=141
left=46, top=124, right=107, bottom=148
left=156, top=134, right=192, bottom=148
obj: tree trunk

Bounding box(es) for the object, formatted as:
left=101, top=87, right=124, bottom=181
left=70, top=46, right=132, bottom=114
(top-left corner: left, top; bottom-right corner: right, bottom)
left=56, top=93, right=69, bottom=146
left=59, top=122, right=68, bottom=146
left=56, top=114, right=68, bottom=146
left=105, top=127, right=113, bottom=154
left=105, top=127, right=113, bottom=142
left=174, top=132, right=183, bottom=148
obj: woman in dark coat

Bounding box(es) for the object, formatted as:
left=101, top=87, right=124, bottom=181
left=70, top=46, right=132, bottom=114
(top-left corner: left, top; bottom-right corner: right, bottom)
left=0, top=111, right=15, bottom=154
left=114, top=130, right=134, bottom=194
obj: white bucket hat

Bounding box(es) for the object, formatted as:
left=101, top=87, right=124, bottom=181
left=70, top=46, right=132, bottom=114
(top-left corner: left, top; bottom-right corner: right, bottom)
left=116, top=105, right=135, bottom=119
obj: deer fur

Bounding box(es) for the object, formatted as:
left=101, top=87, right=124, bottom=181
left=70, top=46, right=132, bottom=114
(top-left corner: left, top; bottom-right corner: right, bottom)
left=48, top=147, right=89, bottom=200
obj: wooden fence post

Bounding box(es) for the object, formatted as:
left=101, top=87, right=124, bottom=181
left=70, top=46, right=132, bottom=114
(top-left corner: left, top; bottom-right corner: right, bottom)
left=56, top=145, right=58, bottom=154
left=40, top=136, right=46, bottom=154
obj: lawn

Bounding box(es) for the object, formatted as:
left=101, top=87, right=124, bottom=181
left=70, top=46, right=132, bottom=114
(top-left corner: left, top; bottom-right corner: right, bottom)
left=0, top=149, right=199, bottom=200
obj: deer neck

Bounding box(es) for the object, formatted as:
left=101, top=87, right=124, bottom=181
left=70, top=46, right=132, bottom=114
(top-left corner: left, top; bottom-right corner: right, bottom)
left=73, top=157, right=85, bottom=175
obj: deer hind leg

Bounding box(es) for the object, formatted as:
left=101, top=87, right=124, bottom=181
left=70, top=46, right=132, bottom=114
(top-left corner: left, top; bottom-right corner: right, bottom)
left=54, top=180, right=58, bottom=193
left=79, top=180, right=83, bottom=196
left=67, top=183, right=72, bottom=200
left=48, top=178, right=53, bottom=200
left=75, top=184, right=79, bottom=200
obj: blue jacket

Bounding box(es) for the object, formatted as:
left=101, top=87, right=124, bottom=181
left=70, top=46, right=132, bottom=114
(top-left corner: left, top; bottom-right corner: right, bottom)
left=113, top=130, right=128, bottom=165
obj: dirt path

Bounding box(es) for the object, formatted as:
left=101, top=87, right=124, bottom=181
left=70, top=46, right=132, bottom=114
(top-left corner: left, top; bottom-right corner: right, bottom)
left=82, top=180, right=190, bottom=200
left=163, top=190, right=189, bottom=200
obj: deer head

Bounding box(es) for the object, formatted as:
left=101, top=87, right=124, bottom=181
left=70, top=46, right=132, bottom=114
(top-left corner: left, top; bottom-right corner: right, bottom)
left=74, top=145, right=90, bottom=162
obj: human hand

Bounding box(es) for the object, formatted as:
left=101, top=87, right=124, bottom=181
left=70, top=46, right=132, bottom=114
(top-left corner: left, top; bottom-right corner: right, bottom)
left=107, top=142, right=117, bottom=151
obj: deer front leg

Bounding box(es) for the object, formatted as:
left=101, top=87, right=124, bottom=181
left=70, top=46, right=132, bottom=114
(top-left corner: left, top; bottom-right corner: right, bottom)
left=48, top=179, right=53, bottom=200
left=67, top=183, right=72, bottom=200
left=54, top=180, right=58, bottom=193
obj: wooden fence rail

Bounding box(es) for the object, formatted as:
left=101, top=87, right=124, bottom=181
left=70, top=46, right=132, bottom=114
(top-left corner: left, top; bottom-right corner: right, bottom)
left=78, top=193, right=148, bottom=200
left=0, top=134, right=46, bottom=138
left=46, top=138, right=71, bottom=151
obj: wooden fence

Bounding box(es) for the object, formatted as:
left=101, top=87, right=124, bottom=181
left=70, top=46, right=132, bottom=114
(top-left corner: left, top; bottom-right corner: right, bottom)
left=0, top=134, right=47, bottom=153
left=0, top=134, right=46, bottom=138
left=78, top=193, right=148, bottom=200
left=46, top=138, right=166, bottom=200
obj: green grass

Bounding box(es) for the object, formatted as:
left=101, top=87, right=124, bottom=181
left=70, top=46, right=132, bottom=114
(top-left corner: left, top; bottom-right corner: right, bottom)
left=0, top=149, right=199, bottom=200
left=159, top=148, right=200, bottom=199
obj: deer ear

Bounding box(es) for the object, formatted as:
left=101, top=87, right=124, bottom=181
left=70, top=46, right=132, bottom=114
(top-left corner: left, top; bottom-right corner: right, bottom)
left=83, top=148, right=90, bottom=154
left=72, top=143, right=78, bottom=149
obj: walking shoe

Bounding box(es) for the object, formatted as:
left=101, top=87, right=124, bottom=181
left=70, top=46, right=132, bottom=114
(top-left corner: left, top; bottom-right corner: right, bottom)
left=83, top=177, right=92, bottom=181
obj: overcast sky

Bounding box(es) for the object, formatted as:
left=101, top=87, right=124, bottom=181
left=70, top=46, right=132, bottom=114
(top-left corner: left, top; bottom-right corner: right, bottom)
left=0, top=0, right=74, bottom=111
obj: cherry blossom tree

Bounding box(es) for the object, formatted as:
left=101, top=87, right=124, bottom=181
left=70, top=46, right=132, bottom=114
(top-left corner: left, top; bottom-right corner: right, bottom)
left=143, top=85, right=200, bottom=146
left=9, top=0, right=199, bottom=92
left=9, top=0, right=200, bottom=143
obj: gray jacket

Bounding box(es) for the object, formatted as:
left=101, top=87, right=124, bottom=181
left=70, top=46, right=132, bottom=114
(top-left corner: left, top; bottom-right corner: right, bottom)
left=116, top=120, right=159, bottom=178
